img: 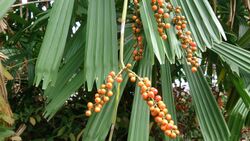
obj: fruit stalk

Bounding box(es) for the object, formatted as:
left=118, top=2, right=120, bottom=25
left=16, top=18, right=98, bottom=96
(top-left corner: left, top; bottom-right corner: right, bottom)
left=119, top=0, right=129, bottom=69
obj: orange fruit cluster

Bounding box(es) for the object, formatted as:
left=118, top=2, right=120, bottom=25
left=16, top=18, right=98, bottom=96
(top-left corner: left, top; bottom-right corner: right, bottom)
left=137, top=78, right=180, bottom=138
left=172, top=6, right=199, bottom=72
left=85, top=71, right=117, bottom=116
left=151, top=0, right=173, bottom=40
left=132, top=0, right=144, bottom=61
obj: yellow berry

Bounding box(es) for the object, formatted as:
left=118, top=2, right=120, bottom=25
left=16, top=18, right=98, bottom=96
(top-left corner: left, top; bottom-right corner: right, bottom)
left=126, top=63, right=132, bottom=68
left=85, top=110, right=92, bottom=116
left=103, top=96, right=110, bottom=102
left=87, top=102, right=94, bottom=109
left=94, top=107, right=101, bottom=113
left=106, top=83, right=113, bottom=89
left=107, top=91, right=113, bottom=97
left=116, top=76, right=123, bottom=83
left=130, top=76, right=136, bottom=83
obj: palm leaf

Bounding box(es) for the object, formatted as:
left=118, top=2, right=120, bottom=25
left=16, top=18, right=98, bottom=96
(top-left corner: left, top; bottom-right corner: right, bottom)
left=127, top=46, right=152, bottom=141
left=0, top=126, right=14, bottom=139
left=160, top=62, right=178, bottom=141
left=241, top=70, right=250, bottom=90
left=212, top=42, right=250, bottom=73
left=228, top=99, right=249, bottom=141
left=43, top=47, right=85, bottom=119
left=172, top=0, right=226, bottom=51
left=230, top=74, right=250, bottom=108
left=45, top=69, right=85, bottom=120
left=82, top=35, right=135, bottom=141
left=238, top=28, right=250, bottom=49
left=165, top=24, right=182, bottom=60
left=0, top=0, right=15, bottom=19
left=176, top=0, right=212, bottom=51
left=84, top=0, right=118, bottom=90
left=228, top=71, right=250, bottom=141
left=34, top=0, right=75, bottom=89
left=43, top=25, right=86, bottom=119
left=183, top=62, right=230, bottom=141
left=140, top=0, right=167, bottom=64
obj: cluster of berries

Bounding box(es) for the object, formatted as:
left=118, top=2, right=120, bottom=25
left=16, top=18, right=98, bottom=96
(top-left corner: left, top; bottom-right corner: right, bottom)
left=132, top=0, right=144, bottom=61
left=85, top=63, right=180, bottom=138
left=85, top=71, right=123, bottom=116
left=135, top=77, right=180, bottom=138
left=151, top=0, right=173, bottom=40
left=172, top=6, right=199, bottom=72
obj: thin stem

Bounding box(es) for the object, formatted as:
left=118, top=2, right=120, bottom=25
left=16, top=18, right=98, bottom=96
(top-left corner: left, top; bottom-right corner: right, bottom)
left=12, top=0, right=52, bottom=8
left=212, top=0, right=217, bottom=12
left=109, top=83, right=121, bottom=141
left=7, top=58, right=37, bottom=70
left=119, top=0, right=129, bottom=69
left=126, top=69, right=143, bottom=81
left=108, top=124, right=115, bottom=141
left=114, top=68, right=126, bottom=79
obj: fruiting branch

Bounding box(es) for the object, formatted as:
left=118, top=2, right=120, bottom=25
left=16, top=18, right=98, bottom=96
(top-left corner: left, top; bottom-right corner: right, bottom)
left=131, top=1, right=144, bottom=61
left=119, top=0, right=129, bottom=69
left=126, top=68, right=143, bottom=81
left=85, top=63, right=180, bottom=138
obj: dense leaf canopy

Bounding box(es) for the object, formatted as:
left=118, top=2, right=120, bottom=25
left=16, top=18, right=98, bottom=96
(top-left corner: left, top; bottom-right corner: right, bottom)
left=0, top=0, right=249, bottom=140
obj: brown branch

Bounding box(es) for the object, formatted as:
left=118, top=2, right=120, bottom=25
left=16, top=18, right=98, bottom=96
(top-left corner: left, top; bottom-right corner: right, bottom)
left=227, top=0, right=236, bottom=30
left=243, top=0, right=250, bottom=11
left=212, top=0, right=217, bottom=12
left=19, top=0, right=23, bottom=18
left=11, top=0, right=52, bottom=8
left=243, top=0, right=250, bottom=17
left=231, top=0, right=236, bottom=29
left=209, top=0, right=217, bottom=12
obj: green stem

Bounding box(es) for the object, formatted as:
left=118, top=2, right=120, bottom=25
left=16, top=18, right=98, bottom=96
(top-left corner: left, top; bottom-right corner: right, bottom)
left=109, top=83, right=121, bottom=141
left=108, top=124, right=115, bottom=141
left=119, top=0, right=129, bottom=69
left=108, top=1, right=129, bottom=139
left=127, top=69, right=143, bottom=81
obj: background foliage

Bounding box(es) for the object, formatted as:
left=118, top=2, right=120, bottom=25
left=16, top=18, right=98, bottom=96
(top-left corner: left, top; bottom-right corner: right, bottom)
left=0, top=0, right=250, bottom=140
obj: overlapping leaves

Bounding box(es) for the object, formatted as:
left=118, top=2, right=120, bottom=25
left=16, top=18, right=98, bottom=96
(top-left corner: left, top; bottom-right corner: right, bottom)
left=183, top=62, right=230, bottom=141
left=84, top=0, right=118, bottom=90
left=34, top=0, right=75, bottom=89
left=160, top=62, right=178, bottom=141
left=173, top=0, right=226, bottom=50
left=82, top=33, right=135, bottom=141
left=43, top=26, right=85, bottom=119
left=127, top=47, right=152, bottom=141
left=212, top=42, right=250, bottom=73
